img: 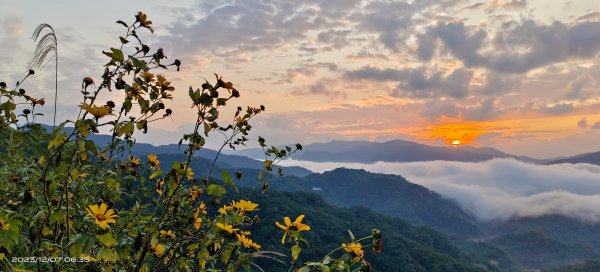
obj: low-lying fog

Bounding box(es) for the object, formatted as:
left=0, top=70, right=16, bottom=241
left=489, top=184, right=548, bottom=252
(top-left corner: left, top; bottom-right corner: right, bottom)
left=279, top=158, right=600, bottom=222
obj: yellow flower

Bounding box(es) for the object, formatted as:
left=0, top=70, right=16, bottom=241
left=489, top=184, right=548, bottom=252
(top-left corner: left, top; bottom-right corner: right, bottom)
left=135, top=11, right=154, bottom=33
left=193, top=217, right=203, bottom=230
left=0, top=218, right=10, bottom=231
left=140, top=71, right=155, bottom=83
left=342, top=242, right=364, bottom=261
left=129, top=82, right=145, bottom=100
left=0, top=253, right=4, bottom=261
left=161, top=91, right=173, bottom=99
left=29, top=97, right=45, bottom=106
left=155, top=178, right=164, bottom=195
left=80, top=103, right=112, bottom=118
left=215, top=222, right=238, bottom=234
left=188, top=186, right=202, bottom=201
left=182, top=163, right=194, bottom=180
left=235, top=116, right=245, bottom=125
left=218, top=204, right=233, bottom=215
left=99, top=152, right=110, bottom=162
left=129, top=155, right=141, bottom=167
left=275, top=215, right=311, bottom=245
left=79, top=253, right=96, bottom=262
left=151, top=242, right=165, bottom=256
left=193, top=203, right=207, bottom=230
left=147, top=154, right=160, bottom=170
left=232, top=200, right=258, bottom=214
left=195, top=203, right=207, bottom=215
left=85, top=203, right=117, bottom=230
left=236, top=233, right=261, bottom=250
left=160, top=229, right=176, bottom=239
left=157, top=75, right=175, bottom=92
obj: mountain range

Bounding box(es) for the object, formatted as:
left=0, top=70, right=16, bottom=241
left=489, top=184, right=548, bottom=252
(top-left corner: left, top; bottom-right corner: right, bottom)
left=232, top=140, right=551, bottom=164
left=548, top=151, right=600, bottom=165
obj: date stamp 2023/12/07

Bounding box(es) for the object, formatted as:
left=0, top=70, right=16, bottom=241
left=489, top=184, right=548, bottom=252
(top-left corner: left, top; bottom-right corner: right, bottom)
left=11, top=256, right=92, bottom=263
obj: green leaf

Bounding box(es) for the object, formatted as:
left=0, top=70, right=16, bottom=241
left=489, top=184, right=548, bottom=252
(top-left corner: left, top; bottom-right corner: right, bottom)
left=84, top=140, right=97, bottom=154
left=117, top=121, right=135, bottom=137
left=68, top=234, right=94, bottom=256
left=203, top=122, right=211, bottom=136
left=97, top=247, right=119, bottom=263
left=110, top=48, right=125, bottom=62
left=98, top=233, right=118, bottom=247
left=149, top=170, right=163, bottom=179
left=48, top=132, right=67, bottom=150
left=298, top=267, right=311, bottom=272
left=348, top=229, right=355, bottom=241
left=119, top=36, right=129, bottom=44
left=207, top=184, right=226, bottom=198
left=48, top=181, right=59, bottom=196
left=216, top=98, right=227, bottom=106
left=49, top=211, right=65, bottom=224
left=291, top=245, right=301, bottom=261
left=123, top=97, right=132, bottom=113
left=116, top=20, right=128, bottom=27
left=198, top=248, right=209, bottom=269
left=263, top=160, right=273, bottom=171
left=222, top=171, right=239, bottom=193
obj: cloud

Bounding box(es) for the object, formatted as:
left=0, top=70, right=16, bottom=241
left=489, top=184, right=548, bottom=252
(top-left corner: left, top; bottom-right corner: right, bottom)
left=316, top=29, right=352, bottom=50
left=358, top=1, right=417, bottom=51
left=0, top=16, right=25, bottom=76
left=417, top=21, right=488, bottom=67
left=346, top=66, right=473, bottom=99
left=592, top=121, right=600, bottom=130
left=418, top=20, right=600, bottom=74
left=578, top=117, right=588, bottom=128
left=564, top=74, right=593, bottom=100
left=279, top=158, right=600, bottom=222
left=461, top=98, right=504, bottom=120
left=164, top=0, right=361, bottom=57
left=576, top=11, right=600, bottom=22
left=474, top=73, right=521, bottom=96
left=540, top=102, right=574, bottom=114
left=291, top=79, right=347, bottom=99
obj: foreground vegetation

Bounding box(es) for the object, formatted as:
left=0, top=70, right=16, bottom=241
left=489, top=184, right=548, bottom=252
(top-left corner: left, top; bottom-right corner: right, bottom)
left=0, top=13, right=381, bottom=271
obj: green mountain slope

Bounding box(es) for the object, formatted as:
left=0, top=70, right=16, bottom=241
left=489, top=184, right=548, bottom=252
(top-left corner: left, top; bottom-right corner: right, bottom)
left=261, top=168, right=481, bottom=238
left=232, top=190, right=506, bottom=272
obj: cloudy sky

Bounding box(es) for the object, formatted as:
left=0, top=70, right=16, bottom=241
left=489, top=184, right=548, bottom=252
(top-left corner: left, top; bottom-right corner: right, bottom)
left=2, top=0, right=600, bottom=158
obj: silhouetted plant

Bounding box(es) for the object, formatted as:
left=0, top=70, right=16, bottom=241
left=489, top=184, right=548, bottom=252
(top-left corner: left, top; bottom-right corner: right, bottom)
left=28, top=24, right=58, bottom=128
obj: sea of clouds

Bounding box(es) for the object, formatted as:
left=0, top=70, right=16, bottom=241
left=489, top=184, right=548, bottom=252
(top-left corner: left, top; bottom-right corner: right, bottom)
left=278, top=158, right=600, bottom=222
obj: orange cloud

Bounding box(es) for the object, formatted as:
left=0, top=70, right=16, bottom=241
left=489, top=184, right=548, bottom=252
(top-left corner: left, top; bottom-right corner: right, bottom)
left=427, top=123, right=489, bottom=146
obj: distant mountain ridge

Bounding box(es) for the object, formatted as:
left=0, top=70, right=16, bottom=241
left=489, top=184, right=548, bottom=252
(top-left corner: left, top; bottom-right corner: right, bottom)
left=41, top=124, right=312, bottom=177
left=547, top=151, right=600, bottom=166
left=233, top=140, right=545, bottom=164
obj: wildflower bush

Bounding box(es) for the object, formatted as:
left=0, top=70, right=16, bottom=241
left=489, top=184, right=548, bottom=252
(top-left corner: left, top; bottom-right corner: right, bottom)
left=0, top=12, right=382, bottom=271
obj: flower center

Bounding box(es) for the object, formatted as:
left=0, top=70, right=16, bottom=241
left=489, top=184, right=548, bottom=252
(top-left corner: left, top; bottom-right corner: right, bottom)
left=95, top=214, right=106, bottom=221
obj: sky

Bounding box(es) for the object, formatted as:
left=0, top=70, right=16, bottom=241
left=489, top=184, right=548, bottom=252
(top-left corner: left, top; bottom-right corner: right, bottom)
left=2, top=0, right=600, bottom=158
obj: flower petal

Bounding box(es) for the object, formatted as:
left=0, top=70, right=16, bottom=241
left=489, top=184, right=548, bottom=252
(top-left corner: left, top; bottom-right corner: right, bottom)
left=99, top=203, right=108, bottom=215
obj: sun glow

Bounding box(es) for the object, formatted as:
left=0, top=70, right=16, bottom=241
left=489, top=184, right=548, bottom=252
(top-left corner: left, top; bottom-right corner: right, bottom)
left=426, top=123, right=487, bottom=147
